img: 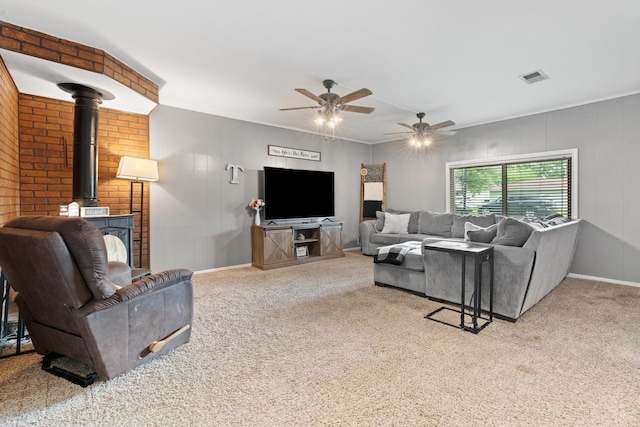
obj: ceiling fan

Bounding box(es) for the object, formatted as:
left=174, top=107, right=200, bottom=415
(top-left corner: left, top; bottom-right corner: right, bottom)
left=280, top=79, right=375, bottom=128
left=385, top=112, right=456, bottom=146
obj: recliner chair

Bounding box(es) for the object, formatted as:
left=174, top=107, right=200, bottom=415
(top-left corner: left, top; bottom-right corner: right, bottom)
left=0, top=216, right=193, bottom=381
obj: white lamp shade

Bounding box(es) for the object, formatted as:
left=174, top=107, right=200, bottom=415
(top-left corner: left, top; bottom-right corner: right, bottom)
left=116, top=156, right=159, bottom=181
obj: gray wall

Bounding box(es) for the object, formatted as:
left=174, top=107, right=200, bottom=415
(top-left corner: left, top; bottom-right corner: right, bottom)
left=149, top=105, right=371, bottom=272
left=372, top=93, right=640, bottom=284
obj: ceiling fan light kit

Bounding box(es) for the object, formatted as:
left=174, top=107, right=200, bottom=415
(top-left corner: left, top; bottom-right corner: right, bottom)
left=410, top=136, right=433, bottom=147
left=280, top=80, right=456, bottom=149
left=314, top=107, right=342, bottom=128
left=383, top=112, right=456, bottom=153
left=280, top=79, right=374, bottom=133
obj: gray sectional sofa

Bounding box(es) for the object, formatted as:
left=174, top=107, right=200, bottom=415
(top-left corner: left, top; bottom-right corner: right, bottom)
left=360, top=210, right=582, bottom=321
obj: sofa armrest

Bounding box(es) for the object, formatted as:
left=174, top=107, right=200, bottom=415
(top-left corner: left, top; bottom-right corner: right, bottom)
left=359, top=220, right=379, bottom=255
left=77, top=268, right=193, bottom=315
left=520, top=219, right=582, bottom=315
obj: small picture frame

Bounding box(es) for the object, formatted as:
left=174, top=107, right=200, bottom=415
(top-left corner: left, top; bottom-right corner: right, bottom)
left=295, top=246, right=308, bottom=259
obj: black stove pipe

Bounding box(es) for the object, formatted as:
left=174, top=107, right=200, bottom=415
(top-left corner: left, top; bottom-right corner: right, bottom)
left=58, top=83, right=103, bottom=207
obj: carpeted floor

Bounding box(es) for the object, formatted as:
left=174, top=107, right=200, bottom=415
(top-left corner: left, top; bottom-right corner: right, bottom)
left=0, top=252, right=639, bottom=426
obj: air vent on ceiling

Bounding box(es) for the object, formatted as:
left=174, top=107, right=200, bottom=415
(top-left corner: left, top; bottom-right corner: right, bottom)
left=519, top=69, right=549, bottom=84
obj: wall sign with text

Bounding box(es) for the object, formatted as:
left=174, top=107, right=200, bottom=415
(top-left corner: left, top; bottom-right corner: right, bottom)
left=268, top=145, right=321, bottom=162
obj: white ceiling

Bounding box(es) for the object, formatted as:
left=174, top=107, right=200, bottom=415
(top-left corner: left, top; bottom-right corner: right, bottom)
left=1, top=0, right=640, bottom=144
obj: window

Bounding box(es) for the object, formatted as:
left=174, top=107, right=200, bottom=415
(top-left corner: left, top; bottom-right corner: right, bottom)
left=446, top=149, right=577, bottom=218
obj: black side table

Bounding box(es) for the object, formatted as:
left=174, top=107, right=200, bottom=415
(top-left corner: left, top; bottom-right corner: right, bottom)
left=423, top=240, right=494, bottom=334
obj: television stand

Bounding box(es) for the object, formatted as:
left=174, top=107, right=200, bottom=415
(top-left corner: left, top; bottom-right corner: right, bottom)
left=251, top=222, right=344, bottom=270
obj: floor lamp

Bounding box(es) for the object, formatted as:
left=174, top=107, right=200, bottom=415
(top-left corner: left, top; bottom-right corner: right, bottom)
left=116, top=156, right=159, bottom=269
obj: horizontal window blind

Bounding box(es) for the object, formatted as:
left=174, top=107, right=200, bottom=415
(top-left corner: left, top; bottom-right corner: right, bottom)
left=450, top=156, right=572, bottom=218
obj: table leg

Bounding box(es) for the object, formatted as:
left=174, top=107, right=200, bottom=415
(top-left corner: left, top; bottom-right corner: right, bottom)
left=489, top=252, right=494, bottom=322
left=460, top=253, right=466, bottom=329
left=473, top=255, right=482, bottom=331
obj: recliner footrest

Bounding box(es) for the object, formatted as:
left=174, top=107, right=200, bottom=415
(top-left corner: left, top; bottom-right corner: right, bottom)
left=42, top=352, right=98, bottom=387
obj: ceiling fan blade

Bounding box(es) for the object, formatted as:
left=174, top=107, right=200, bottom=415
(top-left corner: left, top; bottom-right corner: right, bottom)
left=435, top=130, right=457, bottom=136
left=398, top=123, right=415, bottom=130
left=294, top=88, right=324, bottom=104
left=341, top=105, right=375, bottom=114
left=335, top=88, right=372, bottom=105
left=279, top=106, right=321, bottom=111
left=383, top=131, right=412, bottom=135
left=430, top=120, right=455, bottom=130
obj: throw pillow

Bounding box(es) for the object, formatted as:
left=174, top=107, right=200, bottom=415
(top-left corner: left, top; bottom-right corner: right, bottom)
left=381, top=213, right=411, bottom=234
left=451, top=213, right=497, bottom=238
left=491, top=217, right=535, bottom=247
left=417, top=211, right=453, bottom=237
left=464, top=222, right=498, bottom=243
left=374, top=211, right=385, bottom=232
left=389, top=209, right=420, bottom=234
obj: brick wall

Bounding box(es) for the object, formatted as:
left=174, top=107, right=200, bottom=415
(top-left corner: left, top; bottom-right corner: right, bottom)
left=1, top=20, right=156, bottom=268
left=0, top=20, right=159, bottom=103
left=0, top=56, right=20, bottom=225
left=98, top=108, right=152, bottom=268
left=18, top=94, right=151, bottom=267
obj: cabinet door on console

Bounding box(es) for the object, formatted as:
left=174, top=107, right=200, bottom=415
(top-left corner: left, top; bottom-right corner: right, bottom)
left=320, top=225, right=343, bottom=256
left=263, top=228, right=294, bottom=264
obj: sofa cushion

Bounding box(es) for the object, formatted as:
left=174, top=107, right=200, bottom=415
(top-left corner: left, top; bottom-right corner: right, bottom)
left=418, top=211, right=453, bottom=237
left=403, top=248, right=425, bottom=271
left=375, top=210, right=419, bottom=234
left=398, top=234, right=432, bottom=243
left=389, top=209, right=420, bottom=234
left=465, top=222, right=498, bottom=243
left=491, top=217, right=535, bottom=247
left=451, top=213, right=497, bottom=238
left=371, top=233, right=403, bottom=245
left=381, top=212, right=410, bottom=234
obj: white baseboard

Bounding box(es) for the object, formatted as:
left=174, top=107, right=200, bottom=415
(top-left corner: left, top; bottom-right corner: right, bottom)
left=567, top=273, right=640, bottom=288
left=194, top=248, right=363, bottom=275
left=194, top=263, right=252, bottom=275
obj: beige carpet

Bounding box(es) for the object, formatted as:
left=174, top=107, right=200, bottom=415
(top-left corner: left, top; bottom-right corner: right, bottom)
left=1, top=252, right=639, bottom=426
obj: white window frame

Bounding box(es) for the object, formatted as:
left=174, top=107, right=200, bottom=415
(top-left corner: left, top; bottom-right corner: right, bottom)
left=445, top=148, right=578, bottom=218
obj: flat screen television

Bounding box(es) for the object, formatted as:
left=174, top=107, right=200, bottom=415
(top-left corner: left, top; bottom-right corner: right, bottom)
left=263, top=166, right=335, bottom=220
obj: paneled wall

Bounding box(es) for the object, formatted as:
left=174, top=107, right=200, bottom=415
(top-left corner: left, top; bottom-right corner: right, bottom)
left=149, top=105, right=371, bottom=272
left=0, top=57, right=19, bottom=224
left=372, top=93, right=640, bottom=284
